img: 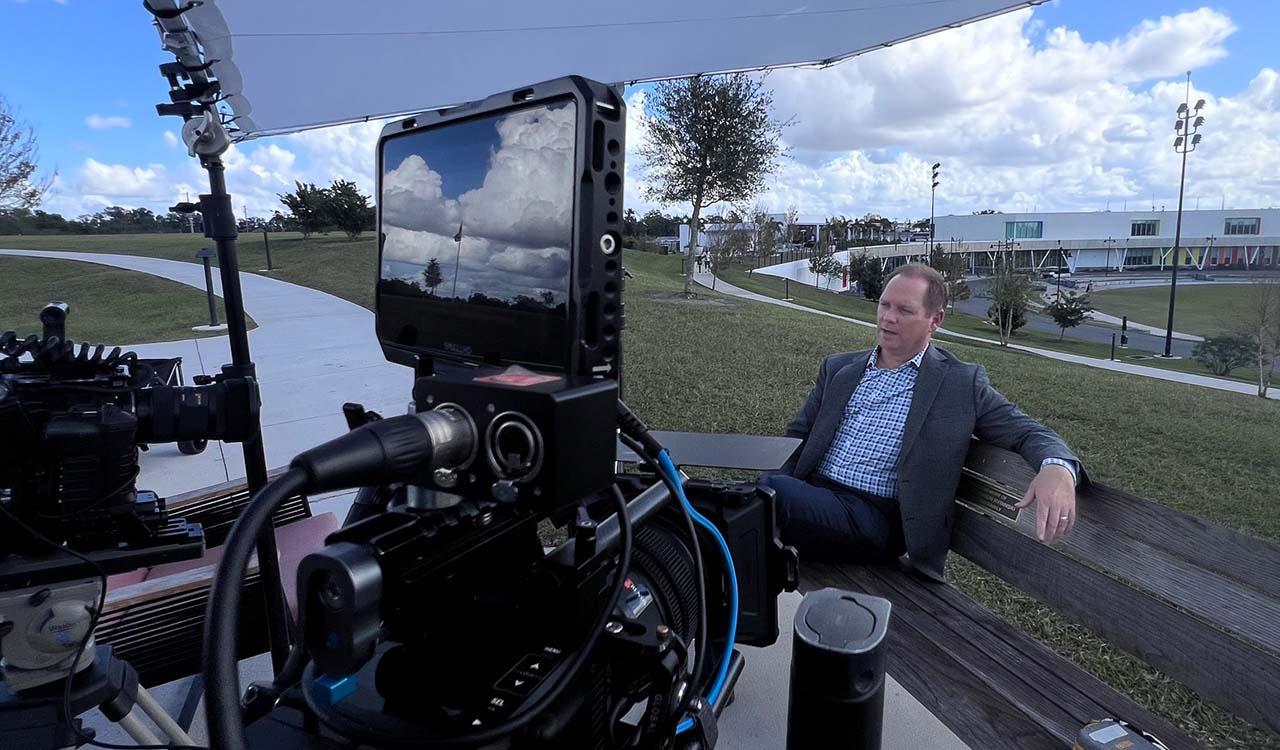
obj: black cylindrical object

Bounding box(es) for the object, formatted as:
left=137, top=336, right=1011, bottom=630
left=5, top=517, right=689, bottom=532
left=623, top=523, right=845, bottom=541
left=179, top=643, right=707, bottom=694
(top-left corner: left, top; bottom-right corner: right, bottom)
left=787, top=588, right=891, bottom=750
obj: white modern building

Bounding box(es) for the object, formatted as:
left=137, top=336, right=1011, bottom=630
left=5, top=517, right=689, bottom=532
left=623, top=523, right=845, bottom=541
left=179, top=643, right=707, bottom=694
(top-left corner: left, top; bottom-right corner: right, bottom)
left=934, top=209, right=1280, bottom=272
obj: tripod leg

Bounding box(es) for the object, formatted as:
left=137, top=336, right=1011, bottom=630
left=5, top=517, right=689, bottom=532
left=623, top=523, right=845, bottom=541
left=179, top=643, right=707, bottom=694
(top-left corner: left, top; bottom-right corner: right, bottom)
left=135, top=685, right=197, bottom=745
left=116, top=711, right=162, bottom=746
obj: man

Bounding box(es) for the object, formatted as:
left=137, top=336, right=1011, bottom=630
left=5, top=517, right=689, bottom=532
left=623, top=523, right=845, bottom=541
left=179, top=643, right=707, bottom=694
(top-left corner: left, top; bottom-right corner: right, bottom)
left=762, top=264, right=1082, bottom=582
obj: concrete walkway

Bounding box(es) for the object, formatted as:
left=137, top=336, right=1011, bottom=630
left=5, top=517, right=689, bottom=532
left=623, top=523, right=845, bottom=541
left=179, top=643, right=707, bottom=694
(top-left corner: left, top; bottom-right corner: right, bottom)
left=695, top=271, right=1278, bottom=400
left=6, top=249, right=969, bottom=749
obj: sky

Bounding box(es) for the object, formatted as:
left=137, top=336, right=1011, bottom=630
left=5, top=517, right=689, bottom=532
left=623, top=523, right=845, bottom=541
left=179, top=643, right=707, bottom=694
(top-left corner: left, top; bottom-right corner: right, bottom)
left=2, top=1, right=1279, bottom=223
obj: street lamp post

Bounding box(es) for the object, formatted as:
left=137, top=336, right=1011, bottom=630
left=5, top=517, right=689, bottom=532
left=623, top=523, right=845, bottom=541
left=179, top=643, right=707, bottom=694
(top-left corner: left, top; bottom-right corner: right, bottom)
left=1055, top=240, right=1064, bottom=301
left=1163, top=71, right=1206, bottom=358
left=930, top=162, right=941, bottom=250
left=1103, top=236, right=1115, bottom=277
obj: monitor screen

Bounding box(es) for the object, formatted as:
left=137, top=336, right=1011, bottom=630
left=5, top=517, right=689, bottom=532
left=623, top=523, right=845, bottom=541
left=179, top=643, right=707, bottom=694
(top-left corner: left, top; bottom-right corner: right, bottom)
left=377, top=99, right=577, bottom=369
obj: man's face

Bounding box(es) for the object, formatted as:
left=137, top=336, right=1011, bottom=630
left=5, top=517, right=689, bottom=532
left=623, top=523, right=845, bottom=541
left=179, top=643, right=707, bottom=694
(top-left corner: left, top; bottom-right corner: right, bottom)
left=876, top=275, right=944, bottom=357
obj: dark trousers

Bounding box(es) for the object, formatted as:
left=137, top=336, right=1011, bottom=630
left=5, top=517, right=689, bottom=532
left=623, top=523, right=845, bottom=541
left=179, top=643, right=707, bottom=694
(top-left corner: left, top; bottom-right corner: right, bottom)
left=759, top=474, right=906, bottom=564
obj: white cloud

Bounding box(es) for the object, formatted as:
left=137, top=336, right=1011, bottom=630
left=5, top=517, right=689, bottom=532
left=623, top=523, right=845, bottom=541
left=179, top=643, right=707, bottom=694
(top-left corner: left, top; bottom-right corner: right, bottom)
left=79, top=158, right=165, bottom=197
left=163, top=131, right=180, bottom=148
left=380, top=103, right=576, bottom=304
left=628, top=7, right=1280, bottom=220
left=85, top=114, right=131, bottom=130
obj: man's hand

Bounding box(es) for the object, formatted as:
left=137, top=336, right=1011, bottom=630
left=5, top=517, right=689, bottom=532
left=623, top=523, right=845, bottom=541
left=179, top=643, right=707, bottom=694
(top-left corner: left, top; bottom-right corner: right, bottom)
left=1015, top=464, right=1076, bottom=543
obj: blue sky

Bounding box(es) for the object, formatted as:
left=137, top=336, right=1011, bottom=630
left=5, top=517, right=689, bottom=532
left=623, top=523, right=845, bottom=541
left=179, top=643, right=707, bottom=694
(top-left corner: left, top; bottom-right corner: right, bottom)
left=3, top=1, right=1278, bottom=220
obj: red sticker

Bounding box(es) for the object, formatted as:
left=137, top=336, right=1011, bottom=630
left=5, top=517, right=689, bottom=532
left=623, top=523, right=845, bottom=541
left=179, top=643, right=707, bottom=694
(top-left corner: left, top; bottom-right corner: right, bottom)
left=474, top=372, right=562, bottom=387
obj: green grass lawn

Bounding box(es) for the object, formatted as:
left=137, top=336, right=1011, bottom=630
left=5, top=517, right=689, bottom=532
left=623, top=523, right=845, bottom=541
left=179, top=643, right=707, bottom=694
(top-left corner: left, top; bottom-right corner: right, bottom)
left=1091, top=284, right=1261, bottom=338
left=718, top=265, right=1265, bottom=385
left=0, top=256, right=256, bottom=345
left=0, top=231, right=378, bottom=310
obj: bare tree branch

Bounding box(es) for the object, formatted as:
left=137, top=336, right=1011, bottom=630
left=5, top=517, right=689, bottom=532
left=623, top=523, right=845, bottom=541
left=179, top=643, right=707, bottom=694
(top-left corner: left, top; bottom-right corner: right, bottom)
left=0, top=95, right=53, bottom=210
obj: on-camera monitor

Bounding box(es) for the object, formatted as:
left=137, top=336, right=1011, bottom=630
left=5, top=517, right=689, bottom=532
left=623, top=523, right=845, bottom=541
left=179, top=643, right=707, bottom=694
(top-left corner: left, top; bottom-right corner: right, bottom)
left=377, top=99, right=576, bottom=370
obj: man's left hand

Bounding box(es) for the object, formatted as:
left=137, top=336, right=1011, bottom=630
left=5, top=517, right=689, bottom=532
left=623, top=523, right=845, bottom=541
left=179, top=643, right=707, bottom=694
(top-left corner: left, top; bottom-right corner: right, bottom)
left=1016, top=464, right=1077, bottom=543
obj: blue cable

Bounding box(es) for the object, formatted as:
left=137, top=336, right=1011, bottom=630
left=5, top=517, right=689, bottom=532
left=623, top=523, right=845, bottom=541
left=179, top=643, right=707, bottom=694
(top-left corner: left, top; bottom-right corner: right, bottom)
left=656, top=450, right=738, bottom=736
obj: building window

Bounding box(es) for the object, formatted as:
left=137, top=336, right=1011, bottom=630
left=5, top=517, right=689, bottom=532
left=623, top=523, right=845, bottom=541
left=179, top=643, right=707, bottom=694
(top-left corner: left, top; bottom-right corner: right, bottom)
left=1130, top=220, right=1159, bottom=237
left=1124, top=251, right=1154, bottom=266
left=1005, top=221, right=1042, bottom=239
left=1224, top=218, right=1260, bottom=235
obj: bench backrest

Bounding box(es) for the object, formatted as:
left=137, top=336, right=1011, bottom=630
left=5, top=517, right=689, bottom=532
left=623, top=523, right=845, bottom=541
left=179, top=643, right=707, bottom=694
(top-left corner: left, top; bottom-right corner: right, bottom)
left=954, top=440, right=1280, bottom=736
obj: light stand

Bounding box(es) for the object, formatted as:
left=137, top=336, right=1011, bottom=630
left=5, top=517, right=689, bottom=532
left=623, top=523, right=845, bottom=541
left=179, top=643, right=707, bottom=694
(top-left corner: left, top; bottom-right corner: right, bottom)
left=149, top=1, right=293, bottom=671
left=930, top=162, right=940, bottom=251
left=1162, top=71, right=1206, bottom=358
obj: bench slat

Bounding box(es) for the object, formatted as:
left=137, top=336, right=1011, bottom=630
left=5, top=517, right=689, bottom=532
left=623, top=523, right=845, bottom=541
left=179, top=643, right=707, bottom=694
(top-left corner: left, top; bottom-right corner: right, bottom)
left=903, top=568, right=1195, bottom=747
left=962, top=441, right=1280, bottom=600
left=958, top=468, right=1280, bottom=657
left=803, top=562, right=1067, bottom=750
left=952, top=505, right=1280, bottom=735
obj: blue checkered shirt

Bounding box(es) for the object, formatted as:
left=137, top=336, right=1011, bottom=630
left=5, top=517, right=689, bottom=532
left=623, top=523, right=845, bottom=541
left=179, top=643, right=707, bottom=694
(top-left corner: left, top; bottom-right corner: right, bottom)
left=818, top=347, right=926, bottom=498
left=817, top=347, right=1080, bottom=498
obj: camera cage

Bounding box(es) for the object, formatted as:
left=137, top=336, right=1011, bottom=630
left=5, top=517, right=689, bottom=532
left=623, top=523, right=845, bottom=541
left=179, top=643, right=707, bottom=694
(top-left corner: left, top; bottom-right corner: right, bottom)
left=374, top=76, right=627, bottom=380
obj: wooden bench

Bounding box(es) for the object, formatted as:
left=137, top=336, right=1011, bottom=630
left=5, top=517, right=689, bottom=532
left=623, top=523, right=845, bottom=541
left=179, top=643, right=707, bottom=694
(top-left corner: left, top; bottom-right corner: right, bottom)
left=94, top=472, right=326, bottom=688
left=801, top=440, right=1280, bottom=749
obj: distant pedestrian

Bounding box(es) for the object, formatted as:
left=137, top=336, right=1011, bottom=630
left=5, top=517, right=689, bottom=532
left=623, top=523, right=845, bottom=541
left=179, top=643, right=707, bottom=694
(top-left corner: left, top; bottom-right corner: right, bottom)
left=1086, top=282, right=1094, bottom=293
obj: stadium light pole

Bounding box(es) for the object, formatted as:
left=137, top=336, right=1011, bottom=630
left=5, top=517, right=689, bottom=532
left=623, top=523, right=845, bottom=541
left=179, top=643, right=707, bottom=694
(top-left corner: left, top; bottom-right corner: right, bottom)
left=930, top=162, right=941, bottom=250
left=1163, top=71, right=1205, bottom=358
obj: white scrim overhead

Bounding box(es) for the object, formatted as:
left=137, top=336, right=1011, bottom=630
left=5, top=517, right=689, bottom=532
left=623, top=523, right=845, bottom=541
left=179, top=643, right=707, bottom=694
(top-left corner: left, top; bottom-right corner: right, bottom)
left=178, top=0, right=1042, bottom=140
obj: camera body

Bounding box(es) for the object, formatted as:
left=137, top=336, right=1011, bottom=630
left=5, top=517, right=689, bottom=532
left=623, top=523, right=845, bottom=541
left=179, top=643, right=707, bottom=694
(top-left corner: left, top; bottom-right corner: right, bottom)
left=0, top=307, right=255, bottom=560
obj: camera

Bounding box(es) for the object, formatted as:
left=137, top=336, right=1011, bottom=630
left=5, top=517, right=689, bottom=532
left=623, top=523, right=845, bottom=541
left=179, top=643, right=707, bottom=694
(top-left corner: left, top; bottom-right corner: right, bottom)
left=1, top=305, right=256, bottom=557
left=0, top=302, right=264, bottom=709
left=202, top=76, right=797, bottom=750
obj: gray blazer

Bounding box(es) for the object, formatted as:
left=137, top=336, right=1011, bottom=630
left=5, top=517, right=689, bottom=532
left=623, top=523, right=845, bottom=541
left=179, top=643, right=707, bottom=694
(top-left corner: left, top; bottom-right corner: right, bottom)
left=777, top=345, right=1083, bottom=581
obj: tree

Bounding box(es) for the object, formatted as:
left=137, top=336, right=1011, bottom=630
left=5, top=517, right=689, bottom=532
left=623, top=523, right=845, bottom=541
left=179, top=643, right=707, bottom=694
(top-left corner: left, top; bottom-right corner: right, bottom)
left=748, top=202, right=778, bottom=262
left=987, top=251, right=1031, bottom=345
left=1233, top=274, right=1280, bottom=396
left=1, top=96, right=51, bottom=209
left=1193, top=336, right=1255, bottom=377
left=327, top=179, right=372, bottom=239
left=638, top=74, right=789, bottom=297
left=1043, top=292, right=1094, bottom=341
left=622, top=208, right=638, bottom=237
left=822, top=215, right=851, bottom=254
left=779, top=205, right=799, bottom=252
left=706, top=212, right=750, bottom=288
left=421, top=258, right=444, bottom=296
left=278, top=181, right=331, bottom=237
left=928, top=242, right=970, bottom=309
left=807, top=245, right=840, bottom=289
left=860, top=258, right=885, bottom=300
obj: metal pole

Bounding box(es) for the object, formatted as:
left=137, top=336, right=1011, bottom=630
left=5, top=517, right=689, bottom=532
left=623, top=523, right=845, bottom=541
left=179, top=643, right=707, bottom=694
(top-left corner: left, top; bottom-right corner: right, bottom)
left=201, top=253, right=219, bottom=326
left=1056, top=242, right=1063, bottom=301
left=201, top=155, right=293, bottom=671
left=1164, top=72, right=1195, bottom=358
left=262, top=229, right=273, bottom=270
left=1111, top=334, right=1117, bottom=361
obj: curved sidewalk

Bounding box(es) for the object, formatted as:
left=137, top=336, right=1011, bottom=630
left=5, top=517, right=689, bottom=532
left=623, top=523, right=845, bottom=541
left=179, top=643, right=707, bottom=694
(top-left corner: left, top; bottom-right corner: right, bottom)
left=0, top=248, right=413, bottom=496
left=694, top=271, right=1277, bottom=400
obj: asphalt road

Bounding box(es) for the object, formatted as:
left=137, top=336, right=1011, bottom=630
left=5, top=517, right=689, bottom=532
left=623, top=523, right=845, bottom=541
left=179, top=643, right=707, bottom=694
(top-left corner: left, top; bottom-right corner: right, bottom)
left=955, top=279, right=1197, bottom=358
